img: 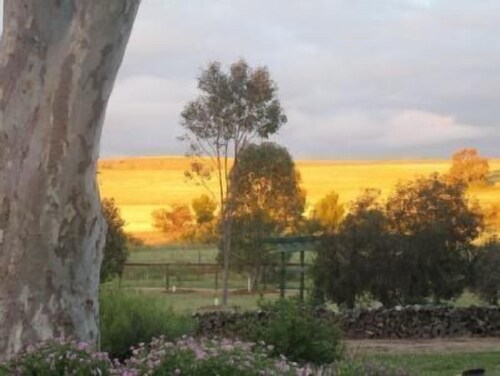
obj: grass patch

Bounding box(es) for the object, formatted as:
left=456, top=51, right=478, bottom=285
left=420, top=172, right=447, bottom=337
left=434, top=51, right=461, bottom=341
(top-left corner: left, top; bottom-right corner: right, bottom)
left=449, top=290, right=487, bottom=307
left=129, top=244, right=219, bottom=263
left=128, top=243, right=315, bottom=264
left=368, top=352, right=500, bottom=376
left=121, top=289, right=282, bottom=313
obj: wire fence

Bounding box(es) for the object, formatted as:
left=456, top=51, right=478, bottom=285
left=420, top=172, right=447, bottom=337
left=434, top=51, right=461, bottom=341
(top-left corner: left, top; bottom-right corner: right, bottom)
left=120, top=262, right=313, bottom=297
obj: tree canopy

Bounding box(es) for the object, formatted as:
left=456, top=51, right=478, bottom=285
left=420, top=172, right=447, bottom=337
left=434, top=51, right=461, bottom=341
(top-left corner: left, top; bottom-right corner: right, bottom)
left=313, top=189, right=390, bottom=308
left=181, top=194, right=219, bottom=245
left=180, top=59, right=287, bottom=205
left=386, top=173, right=483, bottom=302
left=449, top=148, right=490, bottom=186
left=310, top=191, right=345, bottom=233
left=192, top=194, right=217, bottom=224
left=472, top=238, right=500, bottom=305
left=152, top=205, right=193, bottom=235
left=313, top=174, right=485, bottom=308
left=227, top=142, right=305, bottom=290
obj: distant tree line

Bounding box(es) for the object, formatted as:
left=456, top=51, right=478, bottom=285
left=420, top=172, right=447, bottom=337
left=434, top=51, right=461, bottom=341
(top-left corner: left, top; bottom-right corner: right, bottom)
left=147, top=144, right=500, bottom=306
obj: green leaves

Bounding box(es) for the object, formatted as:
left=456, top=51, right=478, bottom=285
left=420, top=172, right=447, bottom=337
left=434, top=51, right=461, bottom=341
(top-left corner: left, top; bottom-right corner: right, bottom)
left=228, top=143, right=305, bottom=287
left=101, top=198, right=129, bottom=283
left=180, top=59, right=286, bottom=193
left=314, top=174, right=485, bottom=308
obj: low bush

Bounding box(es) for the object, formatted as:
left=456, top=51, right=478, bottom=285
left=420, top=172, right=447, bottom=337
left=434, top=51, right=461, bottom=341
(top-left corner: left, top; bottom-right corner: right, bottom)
left=99, top=287, right=196, bottom=359
left=0, top=339, right=111, bottom=376
left=245, top=298, right=344, bottom=365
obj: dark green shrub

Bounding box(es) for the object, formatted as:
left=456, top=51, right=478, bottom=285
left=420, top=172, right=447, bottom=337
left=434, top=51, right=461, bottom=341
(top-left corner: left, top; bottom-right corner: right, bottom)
left=246, top=298, right=344, bottom=365
left=99, top=287, right=195, bottom=358
left=0, top=365, right=9, bottom=376
left=472, top=238, right=500, bottom=305
left=101, top=198, right=129, bottom=282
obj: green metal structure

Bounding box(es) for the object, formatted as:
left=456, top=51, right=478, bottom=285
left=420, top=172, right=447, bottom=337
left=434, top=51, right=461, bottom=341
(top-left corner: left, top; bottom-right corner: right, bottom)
left=263, top=235, right=324, bottom=300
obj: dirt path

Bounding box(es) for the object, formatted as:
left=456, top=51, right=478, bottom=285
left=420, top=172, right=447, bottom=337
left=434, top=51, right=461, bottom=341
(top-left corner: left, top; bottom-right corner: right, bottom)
left=347, top=338, right=500, bottom=355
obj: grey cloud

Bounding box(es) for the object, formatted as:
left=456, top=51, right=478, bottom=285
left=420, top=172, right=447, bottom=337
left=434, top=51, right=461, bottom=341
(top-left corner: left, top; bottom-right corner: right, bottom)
left=1, top=0, right=498, bottom=158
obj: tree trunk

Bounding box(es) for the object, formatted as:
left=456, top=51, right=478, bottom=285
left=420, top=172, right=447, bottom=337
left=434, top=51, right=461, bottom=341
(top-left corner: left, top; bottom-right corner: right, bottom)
left=221, top=168, right=239, bottom=306
left=221, top=215, right=233, bottom=305
left=0, top=0, right=140, bottom=359
left=250, top=265, right=261, bottom=292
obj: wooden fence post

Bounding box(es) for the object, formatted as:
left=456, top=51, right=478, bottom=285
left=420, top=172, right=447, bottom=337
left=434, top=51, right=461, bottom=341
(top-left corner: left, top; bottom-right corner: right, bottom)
left=263, top=266, right=268, bottom=292
left=165, top=264, right=170, bottom=291
left=215, top=268, right=219, bottom=292
left=300, top=250, right=305, bottom=302
left=280, top=252, right=286, bottom=298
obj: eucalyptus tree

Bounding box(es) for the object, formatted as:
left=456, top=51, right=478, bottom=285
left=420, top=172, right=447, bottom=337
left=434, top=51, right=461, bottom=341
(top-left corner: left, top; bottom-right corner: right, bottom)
left=0, top=0, right=140, bottom=358
left=180, top=59, right=287, bottom=304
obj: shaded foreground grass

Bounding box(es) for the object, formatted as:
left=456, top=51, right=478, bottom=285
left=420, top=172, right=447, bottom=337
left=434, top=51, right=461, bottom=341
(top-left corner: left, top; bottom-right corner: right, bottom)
left=369, top=352, right=500, bottom=376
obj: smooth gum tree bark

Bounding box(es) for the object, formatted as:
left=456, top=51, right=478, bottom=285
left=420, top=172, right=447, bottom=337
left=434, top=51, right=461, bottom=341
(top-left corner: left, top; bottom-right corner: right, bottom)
left=0, top=0, right=140, bottom=359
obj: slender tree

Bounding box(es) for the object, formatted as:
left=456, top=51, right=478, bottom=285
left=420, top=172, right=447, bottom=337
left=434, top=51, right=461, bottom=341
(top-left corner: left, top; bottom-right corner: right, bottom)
left=180, top=60, right=287, bottom=305
left=0, top=1, right=140, bottom=359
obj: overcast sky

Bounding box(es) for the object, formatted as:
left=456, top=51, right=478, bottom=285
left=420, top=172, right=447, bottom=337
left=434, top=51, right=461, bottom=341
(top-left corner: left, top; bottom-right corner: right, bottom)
left=7, top=1, right=500, bottom=159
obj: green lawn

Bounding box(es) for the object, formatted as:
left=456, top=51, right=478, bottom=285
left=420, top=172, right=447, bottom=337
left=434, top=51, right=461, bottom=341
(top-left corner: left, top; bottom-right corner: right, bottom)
left=121, top=288, right=282, bottom=313
left=129, top=244, right=316, bottom=264
left=368, top=352, right=500, bottom=376
left=129, top=244, right=219, bottom=264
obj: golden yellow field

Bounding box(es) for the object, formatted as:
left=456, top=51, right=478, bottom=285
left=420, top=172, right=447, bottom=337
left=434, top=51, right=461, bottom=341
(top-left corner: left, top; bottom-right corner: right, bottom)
left=98, top=156, right=500, bottom=243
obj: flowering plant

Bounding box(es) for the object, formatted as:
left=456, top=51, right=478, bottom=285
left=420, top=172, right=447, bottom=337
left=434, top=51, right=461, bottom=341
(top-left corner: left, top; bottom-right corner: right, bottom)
left=3, top=339, right=111, bottom=376
left=119, top=335, right=301, bottom=375
left=0, top=337, right=409, bottom=376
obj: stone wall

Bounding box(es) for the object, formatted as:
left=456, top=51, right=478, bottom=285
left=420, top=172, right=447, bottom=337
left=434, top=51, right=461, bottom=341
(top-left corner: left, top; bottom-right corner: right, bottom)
left=195, top=306, right=500, bottom=339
